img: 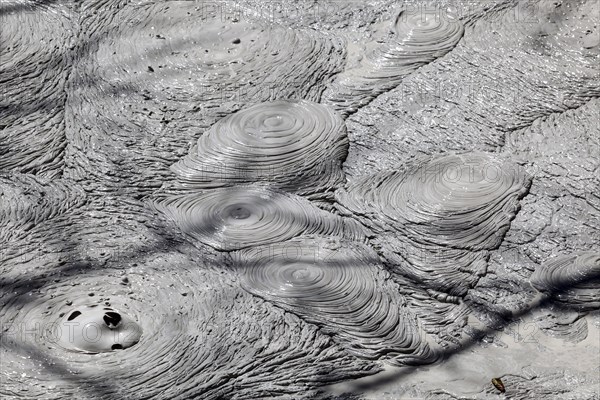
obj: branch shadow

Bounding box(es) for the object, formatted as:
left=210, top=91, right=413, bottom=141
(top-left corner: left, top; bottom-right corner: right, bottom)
left=0, top=339, right=121, bottom=399
left=323, top=274, right=600, bottom=396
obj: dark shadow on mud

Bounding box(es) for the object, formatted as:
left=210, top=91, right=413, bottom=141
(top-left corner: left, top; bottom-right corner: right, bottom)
left=0, top=181, right=386, bottom=397
left=0, top=198, right=214, bottom=396
left=0, top=340, right=121, bottom=399
left=2, top=1, right=598, bottom=398
left=0, top=0, right=59, bottom=16
left=2, top=193, right=598, bottom=397
left=322, top=275, right=599, bottom=396
left=2, top=176, right=599, bottom=397
left=0, top=211, right=189, bottom=308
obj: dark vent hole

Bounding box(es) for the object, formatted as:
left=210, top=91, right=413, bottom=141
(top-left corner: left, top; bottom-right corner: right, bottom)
left=103, top=312, right=122, bottom=327
left=67, top=311, right=82, bottom=321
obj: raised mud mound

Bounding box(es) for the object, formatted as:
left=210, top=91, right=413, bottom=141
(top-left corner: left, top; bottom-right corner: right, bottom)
left=338, top=152, right=531, bottom=249
left=235, top=236, right=438, bottom=366
left=323, top=9, right=464, bottom=115
left=337, top=152, right=532, bottom=295
left=1, top=254, right=377, bottom=399
left=172, top=100, right=349, bottom=199
left=65, top=0, right=345, bottom=196
left=153, top=186, right=366, bottom=251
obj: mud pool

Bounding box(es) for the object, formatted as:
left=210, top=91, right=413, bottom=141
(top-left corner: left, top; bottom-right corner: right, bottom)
left=1, top=0, right=599, bottom=399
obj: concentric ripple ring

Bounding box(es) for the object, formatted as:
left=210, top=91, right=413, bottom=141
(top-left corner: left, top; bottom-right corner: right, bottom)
left=153, top=186, right=366, bottom=251
left=236, top=236, right=438, bottom=365
left=171, top=100, right=349, bottom=199
left=323, top=10, right=465, bottom=114
left=337, top=152, right=531, bottom=251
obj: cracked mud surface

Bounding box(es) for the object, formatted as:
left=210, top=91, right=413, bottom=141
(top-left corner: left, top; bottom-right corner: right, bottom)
left=1, top=0, right=599, bottom=399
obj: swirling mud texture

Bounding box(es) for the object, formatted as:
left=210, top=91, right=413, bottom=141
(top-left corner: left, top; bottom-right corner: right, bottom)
left=323, top=10, right=464, bottom=115
left=338, top=152, right=531, bottom=249
left=1, top=254, right=376, bottom=399
left=171, top=100, right=348, bottom=199
left=235, top=236, right=437, bottom=366
left=152, top=186, right=366, bottom=251
left=337, top=152, right=531, bottom=295
left=65, top=0, right=344, bottom=196
left=3, top=0, right=600, bottom=398
left=531, top=253, right=600, bottom=310
left=0, top=173, right=86, bottom=244
left=0, top=1, right=73, bottom=177
left=532, top=309, right=589, bottom=344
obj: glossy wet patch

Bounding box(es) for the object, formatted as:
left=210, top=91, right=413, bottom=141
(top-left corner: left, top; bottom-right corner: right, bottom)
left=57, top=306, right=141, bottom=353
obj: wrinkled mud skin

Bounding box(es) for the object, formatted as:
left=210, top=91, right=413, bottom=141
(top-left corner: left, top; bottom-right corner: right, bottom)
left=1, top=0, right=599, bottom=399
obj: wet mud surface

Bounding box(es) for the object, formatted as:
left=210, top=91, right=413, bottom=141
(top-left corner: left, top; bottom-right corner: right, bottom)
left=1, top=0, right=599, bottom=399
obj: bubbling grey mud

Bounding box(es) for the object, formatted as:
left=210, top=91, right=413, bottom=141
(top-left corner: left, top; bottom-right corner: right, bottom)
left=234, top=236, right=438, bottom=366
left=0, top=252, right=377, bottom=399
left=322, top=10, right=464, bottom=115
left=172, top=100, right=349, bottom=199
left=338, top=152, right=531, bottom=249
left=152, top=186, right=367, bottom=251
left=56, top=306, right=142, bottom=353
left=2, top=0, right=600, bottom=398
left=337, top=152, right=531, bottom=295
left=65, top=1, right=345, bottom=196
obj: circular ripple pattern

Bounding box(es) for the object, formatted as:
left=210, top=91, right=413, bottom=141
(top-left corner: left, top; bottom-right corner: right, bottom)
left=153, top=186, right=366, bottom=251
left=323, top=11, right=464, bottom=114
left=337, top=152, right=530, bottom=295
left=66, top=1, right=345, bottom=197
left=172, top=100, right=348, bottom=199
left=0, top=252, right=376, bottom=399
left=367, top=11, right=466, bottom=78
left=338, top=152, right=531, bottom=251
left=237, top=236, right=437, bottom=365
left=531, top=252, right=600, bottom=310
